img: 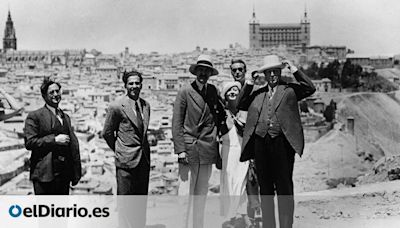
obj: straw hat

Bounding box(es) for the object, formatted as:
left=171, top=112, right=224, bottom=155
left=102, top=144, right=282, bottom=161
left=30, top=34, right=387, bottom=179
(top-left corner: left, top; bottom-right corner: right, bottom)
left=257, top=55, right=285, bottom=72
left=189, top=55, right=219, bottom=76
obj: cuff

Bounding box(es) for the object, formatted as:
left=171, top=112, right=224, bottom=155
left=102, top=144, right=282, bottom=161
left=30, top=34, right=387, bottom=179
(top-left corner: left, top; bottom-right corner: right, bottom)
left=290, top=65, right=298, bottom=74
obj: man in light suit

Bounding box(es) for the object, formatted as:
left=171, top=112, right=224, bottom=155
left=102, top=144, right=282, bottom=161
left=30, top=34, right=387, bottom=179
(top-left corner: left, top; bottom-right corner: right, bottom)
left=172, top=55, right=227, bottom=228
left=237, top=55, right=315, bottom=228
left=103, top=70, right=151, bottom=195
left=24, top=78, right=81, bottom=195
left=103, top=70, right=150, bottom=228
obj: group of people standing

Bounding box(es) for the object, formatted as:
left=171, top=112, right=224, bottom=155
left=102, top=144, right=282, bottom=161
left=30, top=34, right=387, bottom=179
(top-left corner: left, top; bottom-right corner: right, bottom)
left=23, top=53, right=315, bottom=228
left=172, top=54, right=315, bottom=228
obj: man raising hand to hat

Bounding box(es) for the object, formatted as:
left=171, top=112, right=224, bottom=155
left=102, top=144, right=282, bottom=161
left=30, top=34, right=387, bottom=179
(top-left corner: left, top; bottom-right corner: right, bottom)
left=172, top=55, right=227, bottom=228
left=237, top=55, right=315, bottom=228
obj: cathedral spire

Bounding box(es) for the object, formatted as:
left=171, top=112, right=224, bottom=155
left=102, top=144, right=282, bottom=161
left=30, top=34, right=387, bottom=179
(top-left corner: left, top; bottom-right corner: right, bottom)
left=250, top=3, right=258, bottom=23
left=3, top=9, right=17, bottom=51
left=304, top=2, right=308, bottom=18
left=302, top=2, right=309, bottom=23
left=252, top=4, right=256, bottom=19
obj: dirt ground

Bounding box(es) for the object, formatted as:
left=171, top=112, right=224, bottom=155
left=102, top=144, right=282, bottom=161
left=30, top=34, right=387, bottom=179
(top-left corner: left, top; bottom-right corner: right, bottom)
left=294, top=179, right=400, bottom=227
left=144, top=180, right=400, bottom=227
left=293, top=129, right=371, bottom=193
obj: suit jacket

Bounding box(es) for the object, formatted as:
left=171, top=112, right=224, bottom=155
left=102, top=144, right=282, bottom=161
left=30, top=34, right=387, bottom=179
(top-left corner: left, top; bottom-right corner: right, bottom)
left=172, top=81, right=225, bottom=164
left=237, top=70, right=316, bottom=161
left=24, top=106, right=81, bottom=183
left=102, top=95, right=150, bottom=169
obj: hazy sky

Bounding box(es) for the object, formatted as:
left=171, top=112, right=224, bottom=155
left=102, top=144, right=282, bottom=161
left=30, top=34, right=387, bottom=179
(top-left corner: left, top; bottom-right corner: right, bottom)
left=0, top=0, right=399, bottom=55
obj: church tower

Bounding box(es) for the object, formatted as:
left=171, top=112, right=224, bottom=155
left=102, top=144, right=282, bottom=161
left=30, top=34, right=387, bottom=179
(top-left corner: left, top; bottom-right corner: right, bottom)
left=3, top=10, right=17, bottom=52
left=249, top=7, right=260, bottom=49
left=300, top=7, right=310, bottom=46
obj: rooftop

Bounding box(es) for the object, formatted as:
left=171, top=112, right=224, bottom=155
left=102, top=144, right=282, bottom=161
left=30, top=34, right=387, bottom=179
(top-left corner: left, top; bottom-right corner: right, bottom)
left=261, top=23, right=301, bottom=28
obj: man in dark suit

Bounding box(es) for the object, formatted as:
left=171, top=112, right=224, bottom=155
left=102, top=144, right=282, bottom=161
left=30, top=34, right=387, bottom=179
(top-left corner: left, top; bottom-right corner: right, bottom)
left=24, top=78, right=81, bottom=195
left=237, top=55, right=315, bottom=228
left=172, top=55, right=227, bottom=228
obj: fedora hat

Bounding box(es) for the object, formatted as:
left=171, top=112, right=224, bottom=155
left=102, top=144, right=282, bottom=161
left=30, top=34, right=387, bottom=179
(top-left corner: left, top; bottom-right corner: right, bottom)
left=258, top=55, right=285, bottom=72
left=189, top=55, right=219, bottom=76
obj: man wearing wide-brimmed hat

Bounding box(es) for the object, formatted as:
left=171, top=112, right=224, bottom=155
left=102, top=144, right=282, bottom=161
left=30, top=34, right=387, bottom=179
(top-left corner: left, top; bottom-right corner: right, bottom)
left=237, top=55, right=316, bottom=228
left=172, top=54, right=227, bottom=228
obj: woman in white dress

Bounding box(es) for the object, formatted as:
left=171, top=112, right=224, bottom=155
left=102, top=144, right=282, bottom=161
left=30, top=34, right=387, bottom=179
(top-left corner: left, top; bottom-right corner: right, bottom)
left=219, top=81, right=250, bottom=219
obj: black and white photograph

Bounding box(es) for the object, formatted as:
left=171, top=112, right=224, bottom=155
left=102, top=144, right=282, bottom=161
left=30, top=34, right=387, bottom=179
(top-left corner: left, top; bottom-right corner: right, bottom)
left=0, top=0, right=400, bottom=227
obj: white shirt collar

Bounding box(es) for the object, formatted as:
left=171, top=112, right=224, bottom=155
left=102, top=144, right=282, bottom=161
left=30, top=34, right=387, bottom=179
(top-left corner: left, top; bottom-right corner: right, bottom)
left=268, top=84, right=277, bottom=92
left=195, top=80, right=207, bottom=91
left=45, top=104, right=57, bottom=115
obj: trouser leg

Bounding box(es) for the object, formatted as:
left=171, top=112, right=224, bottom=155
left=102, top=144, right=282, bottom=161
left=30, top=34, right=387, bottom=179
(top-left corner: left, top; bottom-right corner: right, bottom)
left=33, top=177, right=69, bottom=195
left=189, top=163, right=212, bottom=228
left=116, top=155, right=150, bottom=228
left=254, top=135, right=276, bottom=228
left=271, top=136, right=295, bottom=228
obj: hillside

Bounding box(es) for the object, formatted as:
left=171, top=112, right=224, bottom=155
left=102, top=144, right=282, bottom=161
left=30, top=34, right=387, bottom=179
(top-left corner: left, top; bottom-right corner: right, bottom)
left=336, top=92, right=400, bottom=157
left=294, top=91, right=400, bottom=192
left=376, top=68, right=400, bottom=84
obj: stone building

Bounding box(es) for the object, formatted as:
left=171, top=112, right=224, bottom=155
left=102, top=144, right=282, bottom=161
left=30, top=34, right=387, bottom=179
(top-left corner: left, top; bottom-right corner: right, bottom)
left=312, top=78, right=332, bottom=92
left=346, top=54, right=393, bottom=69
left=307, top=46, right=348, bottom=62
left=249, top=8, right=310, bottom=49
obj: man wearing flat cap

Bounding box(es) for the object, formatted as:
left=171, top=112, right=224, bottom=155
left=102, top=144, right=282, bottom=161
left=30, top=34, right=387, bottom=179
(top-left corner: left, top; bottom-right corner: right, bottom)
left=172, top=54, right=227, bottom=228
left=237, top=55, right=315, bottom=228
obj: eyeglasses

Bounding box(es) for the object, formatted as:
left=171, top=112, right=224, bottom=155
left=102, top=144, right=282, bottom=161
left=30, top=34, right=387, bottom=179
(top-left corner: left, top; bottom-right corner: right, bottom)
left=127, top=81, right=141, bottom=85
left=195, top=67, right=212, bottom=77
left=263, top=69, right=281, bottom=76
left=231, top=67, right=244, bottom=73
left=47, top=89, right=61, bottom=95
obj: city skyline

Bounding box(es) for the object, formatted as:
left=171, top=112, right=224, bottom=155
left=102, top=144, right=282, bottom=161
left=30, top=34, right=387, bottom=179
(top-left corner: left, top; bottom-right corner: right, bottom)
left=0, top=0, right=399, bottom=55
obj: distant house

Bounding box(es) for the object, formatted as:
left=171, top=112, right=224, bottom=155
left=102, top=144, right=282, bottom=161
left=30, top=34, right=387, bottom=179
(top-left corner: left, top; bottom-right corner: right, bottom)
left=75, top=85, right=96, bottom=97
left=312, top=78, right=332, bottom=92
left=307, top=45, right=348, bottom=62
left=96, top=65, right=118, bottom=76
left=313, top=98, right=325, bottom=113
left=346, top=54, right=393, bottom=69
left=158, top=74, right=180, bottom=90
left=88, top=93, right=110, bottom=103
left=142, top=74, right=157, bottom=90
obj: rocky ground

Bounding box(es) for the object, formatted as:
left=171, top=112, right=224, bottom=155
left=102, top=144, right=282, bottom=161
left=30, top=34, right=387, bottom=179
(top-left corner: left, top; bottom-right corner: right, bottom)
left=144, top=180, right=400, bottom=227
left=294, top=180, right=400, bottom=227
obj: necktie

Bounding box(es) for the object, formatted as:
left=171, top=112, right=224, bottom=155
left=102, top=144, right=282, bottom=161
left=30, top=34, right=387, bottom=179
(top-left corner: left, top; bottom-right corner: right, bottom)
left=56, top=108, right=63, bottom=125
left=269, top=87, right=274, bottom=99
left=200, top=86, right=206, bottom=98
left=135, top=101, right=144, bottom=135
